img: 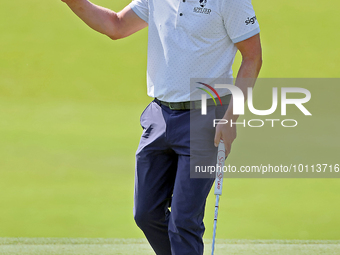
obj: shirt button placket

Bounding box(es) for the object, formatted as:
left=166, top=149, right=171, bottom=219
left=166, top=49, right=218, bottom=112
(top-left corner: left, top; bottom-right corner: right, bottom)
left=176, top=0, right=185, bottom=27
left=179, top=1, right=184, bottom=17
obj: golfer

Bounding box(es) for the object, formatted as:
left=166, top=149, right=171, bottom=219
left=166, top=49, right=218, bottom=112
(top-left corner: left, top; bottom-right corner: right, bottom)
left=61, top=0, right=262, bottom=254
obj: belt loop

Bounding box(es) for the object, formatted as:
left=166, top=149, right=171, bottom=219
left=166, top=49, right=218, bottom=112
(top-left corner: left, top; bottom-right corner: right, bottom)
left=154, top=98, right=161, bottom=106
left=180, top=102, right=185, bottom=110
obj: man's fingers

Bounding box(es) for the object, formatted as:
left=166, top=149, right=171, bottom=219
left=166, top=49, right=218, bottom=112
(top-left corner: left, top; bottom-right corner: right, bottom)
left=214, top=130, right=221, bottom=147
left=225, top=143, right=231, bottom=157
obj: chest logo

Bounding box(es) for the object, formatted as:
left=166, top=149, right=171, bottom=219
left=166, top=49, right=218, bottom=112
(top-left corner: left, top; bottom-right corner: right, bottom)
left=199, top=0, right=207, bottom=7
left=194, top=0, right=211, bottom=15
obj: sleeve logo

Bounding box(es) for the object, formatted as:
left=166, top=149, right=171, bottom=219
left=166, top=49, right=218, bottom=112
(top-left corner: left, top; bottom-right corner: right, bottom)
left=245, top=16, right=257, bottom=25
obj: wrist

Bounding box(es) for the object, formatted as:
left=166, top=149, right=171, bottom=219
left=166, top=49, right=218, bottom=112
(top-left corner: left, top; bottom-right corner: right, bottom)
left=223, top=110, right=238, bottom=122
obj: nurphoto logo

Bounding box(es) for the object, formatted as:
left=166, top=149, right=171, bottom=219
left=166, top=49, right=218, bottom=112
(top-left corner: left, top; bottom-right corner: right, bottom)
left=198, top=83, right=312, bottom=128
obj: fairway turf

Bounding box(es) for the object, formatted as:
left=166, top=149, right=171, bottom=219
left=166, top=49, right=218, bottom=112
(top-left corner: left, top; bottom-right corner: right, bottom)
left=0, top=238, right=340, bottom=255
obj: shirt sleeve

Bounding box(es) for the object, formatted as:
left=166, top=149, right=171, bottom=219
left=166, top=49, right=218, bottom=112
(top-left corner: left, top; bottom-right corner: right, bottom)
left=221, top=0, right=260, bottom=44
left=129, top=0, right=149, bottom=23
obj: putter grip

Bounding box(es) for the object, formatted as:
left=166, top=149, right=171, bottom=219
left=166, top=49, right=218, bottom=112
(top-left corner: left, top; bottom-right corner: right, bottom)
left=214, top=140, right=225, bottom=195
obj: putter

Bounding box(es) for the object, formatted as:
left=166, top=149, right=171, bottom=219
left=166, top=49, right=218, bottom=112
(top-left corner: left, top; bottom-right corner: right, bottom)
left=211, top=140, right=226, bottom=255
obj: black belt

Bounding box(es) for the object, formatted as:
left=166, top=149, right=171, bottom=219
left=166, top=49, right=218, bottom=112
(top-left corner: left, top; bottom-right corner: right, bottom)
left=155, top=94, right=231, bottom=110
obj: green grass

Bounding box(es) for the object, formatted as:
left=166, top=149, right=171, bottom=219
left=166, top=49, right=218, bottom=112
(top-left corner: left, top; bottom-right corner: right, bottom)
left=0, top=99, right=144, bottom=238
left=0, top=0, right=340, bottom=245
left=0, top=238, right=340, bottom=255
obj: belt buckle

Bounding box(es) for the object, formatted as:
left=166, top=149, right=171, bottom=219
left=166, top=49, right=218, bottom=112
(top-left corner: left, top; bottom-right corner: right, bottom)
left=168, top=102, right=176, bottom=110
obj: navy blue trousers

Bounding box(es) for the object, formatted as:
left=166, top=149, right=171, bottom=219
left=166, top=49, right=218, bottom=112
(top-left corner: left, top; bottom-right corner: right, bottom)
left=134, top=100, right=226, bottom=255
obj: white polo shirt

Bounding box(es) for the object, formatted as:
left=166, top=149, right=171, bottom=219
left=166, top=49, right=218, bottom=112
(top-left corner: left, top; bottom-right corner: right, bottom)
left=129, top=0, right=260, bottom=102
